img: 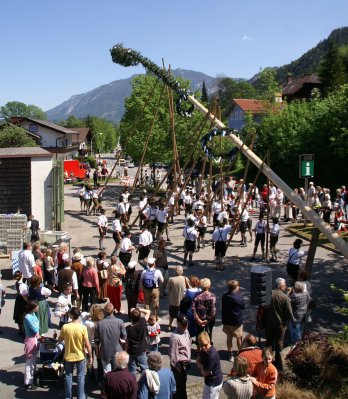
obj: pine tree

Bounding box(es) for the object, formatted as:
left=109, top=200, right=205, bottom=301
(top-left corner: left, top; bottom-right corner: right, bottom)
left=319, top=41, right=346, bottom=95
left=201, top=80, right=208, bottom=103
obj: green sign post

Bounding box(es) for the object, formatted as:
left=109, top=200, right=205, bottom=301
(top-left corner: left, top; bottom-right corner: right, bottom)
left=299, top=154, right=314, bottom=204
left=299, top=154, right=314, bottom=178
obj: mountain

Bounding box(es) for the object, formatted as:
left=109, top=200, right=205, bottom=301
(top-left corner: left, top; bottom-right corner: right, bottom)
left=250, top=27, right=348, bottom=84
left=46, top=69, right=219, bottom=123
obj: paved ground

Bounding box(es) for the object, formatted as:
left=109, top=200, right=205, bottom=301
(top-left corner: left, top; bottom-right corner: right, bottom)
left=0, top=172, right=347, bottom=398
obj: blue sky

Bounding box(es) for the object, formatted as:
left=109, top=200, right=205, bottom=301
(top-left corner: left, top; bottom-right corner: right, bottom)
left=1, top=0, right=347, bottom=111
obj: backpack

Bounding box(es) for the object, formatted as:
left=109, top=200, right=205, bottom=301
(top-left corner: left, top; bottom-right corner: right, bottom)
left=125, top=272, right=139, bottom=291
left=142, top=269, right=156, bottom=289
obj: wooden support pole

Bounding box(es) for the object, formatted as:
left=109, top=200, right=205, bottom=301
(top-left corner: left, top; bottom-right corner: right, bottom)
left=305, top=228, right=320, bottom=277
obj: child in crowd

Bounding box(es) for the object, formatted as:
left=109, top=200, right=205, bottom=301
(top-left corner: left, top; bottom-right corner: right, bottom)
left=33, top=259, right=44, bottom=281
left=146, top=314, right=161, bottom=352
left=43, top=249, right=55, bottom=289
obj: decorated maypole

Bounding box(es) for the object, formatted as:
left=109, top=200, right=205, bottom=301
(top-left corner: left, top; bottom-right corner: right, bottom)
left=110, top=44, right=348, bottom=259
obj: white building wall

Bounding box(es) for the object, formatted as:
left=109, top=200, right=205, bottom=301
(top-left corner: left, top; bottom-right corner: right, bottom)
left=31, top=157, right=53, bottom=229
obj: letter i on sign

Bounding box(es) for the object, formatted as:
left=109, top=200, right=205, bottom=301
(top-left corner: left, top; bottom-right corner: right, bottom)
left=306, top=162, right=311, bottom=176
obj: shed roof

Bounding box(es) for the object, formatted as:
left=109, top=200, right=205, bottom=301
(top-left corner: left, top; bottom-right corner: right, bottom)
left=0, top=147, right=52, bottom=158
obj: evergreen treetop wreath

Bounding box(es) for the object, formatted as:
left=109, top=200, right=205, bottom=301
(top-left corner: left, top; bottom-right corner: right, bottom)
left=201, top=128, right=239, bottom=163
left=110, top=43, right=194, bottom=117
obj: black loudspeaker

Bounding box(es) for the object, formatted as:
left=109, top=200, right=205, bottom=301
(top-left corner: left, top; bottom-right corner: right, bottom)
left=250, top=266, right=272, bottom=306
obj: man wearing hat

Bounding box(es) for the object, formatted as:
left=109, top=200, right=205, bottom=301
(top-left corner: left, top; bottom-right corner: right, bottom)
left=141, top=258, right=164, bottom=321
left=124, top=261, right=142, bottom=319
left=168, top=314, right=191, bottom=399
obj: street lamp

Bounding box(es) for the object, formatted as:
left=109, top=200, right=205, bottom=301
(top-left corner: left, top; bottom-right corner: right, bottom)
left=90, top=132, right=103, bottom=155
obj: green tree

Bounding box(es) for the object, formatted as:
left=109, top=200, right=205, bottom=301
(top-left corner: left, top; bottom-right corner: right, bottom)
left=256, top=84, right=348, bottom=188
left=201, top=80, right=208, bottom=103
left=0, top=125, right=37, bottom=147
left=319, top=41, right=346, bottom=95
left=84, top=115, right=118, bottom=153
left=0, top=101, right=47, bottom=121
left=120, top=73, right=213, bottom=164
left=62, top=115, right=86, bottom=128
left=254, top=68, right=281, bottom=101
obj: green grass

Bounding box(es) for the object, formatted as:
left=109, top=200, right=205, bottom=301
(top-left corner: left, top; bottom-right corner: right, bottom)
left=288, top=223, right=348, bottom=250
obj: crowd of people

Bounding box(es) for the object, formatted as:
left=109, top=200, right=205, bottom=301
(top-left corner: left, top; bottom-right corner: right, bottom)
left=9, top=171, right=346, bottom=399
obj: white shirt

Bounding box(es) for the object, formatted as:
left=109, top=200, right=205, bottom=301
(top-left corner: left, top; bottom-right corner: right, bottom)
left=120, top=237, right=133, bottom=253
left=97, top=214, right=108, bottom=228
left=270, top=223, right=280, bottom=237
left=157, top=209, right=168, bottom=223
left=121, top=192, right=130, bottom=203
left=183, top=194, right=192, bottom=205
left=217, top=210, right=229, bottom=223
left=112, top=219, right=122, bottom=232
left=193, top=200, right=204, bottom=210
left=212, top=201, right=222, bottom=214
left=255, top=220, right=266, bottom=234
left=18, top=249, right=36, bottom=279
left=141, top=268, right=164, bottom=288
left=138, top=198, right=148, bottom=211
left=197, top=215, right=207, bottom=228
left=117, top=202, right=126, bottom=215
left=182, top=226, right=198, bottom=241
left=139, top=230, right=153, bottom=246
left=92, top=189, right=99, bottom=199
left=288, top=247, right=308, bottom=265
left=241, top=209, right=249, bottom=222
left=146, top=206, right=158, bottom=221
left=83, top=190, right=91, bottom=200
left=54, top=293, right=72, bottom=324
left=212, top=226, right=232, bottom=242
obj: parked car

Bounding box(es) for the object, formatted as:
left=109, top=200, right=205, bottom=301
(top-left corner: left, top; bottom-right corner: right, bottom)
left=126, top=162, right=135, bottom=168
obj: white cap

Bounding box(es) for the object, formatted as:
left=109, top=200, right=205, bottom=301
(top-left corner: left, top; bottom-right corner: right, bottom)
left=147, top=257, right=156, bottom=265
left=128, top=261, right=137, bottom=269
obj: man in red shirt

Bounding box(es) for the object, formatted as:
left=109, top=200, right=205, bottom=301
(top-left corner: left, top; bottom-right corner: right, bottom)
left=236, top=334, right=262, bottom=375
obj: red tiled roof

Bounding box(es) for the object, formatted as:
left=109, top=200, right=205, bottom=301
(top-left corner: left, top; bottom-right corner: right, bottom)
left=232, top=99, right=266, bottom=114
left=282, top=73, right=321, bottom=95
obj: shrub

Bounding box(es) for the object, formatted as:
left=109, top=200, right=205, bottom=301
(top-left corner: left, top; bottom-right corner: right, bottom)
left=276, top=382, right=317, bottom=399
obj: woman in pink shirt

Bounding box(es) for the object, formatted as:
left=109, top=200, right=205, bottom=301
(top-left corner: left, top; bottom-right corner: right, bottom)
left=81, top=257, right=99, bottom=311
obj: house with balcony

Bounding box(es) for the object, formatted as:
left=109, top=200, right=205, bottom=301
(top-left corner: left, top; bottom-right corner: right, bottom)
left=10, top=117, right=80, bottom=160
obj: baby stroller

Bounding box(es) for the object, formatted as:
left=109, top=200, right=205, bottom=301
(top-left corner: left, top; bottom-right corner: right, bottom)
left=36, top=337, right=65, bottom=387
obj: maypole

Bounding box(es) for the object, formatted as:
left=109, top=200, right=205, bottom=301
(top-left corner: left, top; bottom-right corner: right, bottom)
left=110, top=43, right=348, bottom=259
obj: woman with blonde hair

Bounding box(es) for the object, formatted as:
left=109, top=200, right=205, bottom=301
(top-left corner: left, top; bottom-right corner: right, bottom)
left=191, top=278, right=216, bottom=343
left=106, top=255, right=126, bottom=313
left=81, top=257, right=99, bottom=311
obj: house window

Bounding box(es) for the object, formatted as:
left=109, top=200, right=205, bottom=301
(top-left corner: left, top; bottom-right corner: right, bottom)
left=29, top=124, right=38, bottom=133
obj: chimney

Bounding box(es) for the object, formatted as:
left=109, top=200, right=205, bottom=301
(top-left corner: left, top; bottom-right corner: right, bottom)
left=287, top=73, right=293, bottom=84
